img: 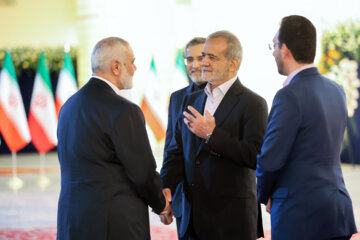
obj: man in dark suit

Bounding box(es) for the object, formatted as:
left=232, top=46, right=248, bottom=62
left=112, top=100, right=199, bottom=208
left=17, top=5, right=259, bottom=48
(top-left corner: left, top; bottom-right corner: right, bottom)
left=161, top=31, right=268, bottom=240
left=57, top=37, right=171, bottom=240
left=256, top=15, right=357, bottom=240
left=161, top=37, right=206, bottom=230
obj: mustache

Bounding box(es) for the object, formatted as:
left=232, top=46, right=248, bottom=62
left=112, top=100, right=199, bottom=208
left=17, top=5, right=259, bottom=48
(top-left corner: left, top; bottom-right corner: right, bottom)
left=190, top=68, right=202, bottom=73
left=201, top=67, right=212, bottom=72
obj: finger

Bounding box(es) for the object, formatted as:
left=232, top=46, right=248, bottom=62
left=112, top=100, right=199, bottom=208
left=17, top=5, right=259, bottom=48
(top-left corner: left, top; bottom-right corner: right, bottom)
left=166, top=216, right=173, bottom=224
left=266, top=205, right=271, bottom=213
left=163, top=188, right=172, bottom=202
left=183, top=111, right=196, bottom=123
left=184, top=118, right=192, bottom=128
left=187, top=106, right=202, bottom=118
left=159, top=215, right=166, bottom=224
left=204, top=110, right=214, bottom=119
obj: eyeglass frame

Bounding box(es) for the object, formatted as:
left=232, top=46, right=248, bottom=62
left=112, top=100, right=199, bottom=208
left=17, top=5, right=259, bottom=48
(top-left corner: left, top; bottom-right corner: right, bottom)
left=268, top=42, right=282, bottom=51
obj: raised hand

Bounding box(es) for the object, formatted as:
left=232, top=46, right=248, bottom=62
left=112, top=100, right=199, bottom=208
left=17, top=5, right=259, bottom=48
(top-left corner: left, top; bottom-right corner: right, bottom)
left=183, top=106, right=215, bottom=139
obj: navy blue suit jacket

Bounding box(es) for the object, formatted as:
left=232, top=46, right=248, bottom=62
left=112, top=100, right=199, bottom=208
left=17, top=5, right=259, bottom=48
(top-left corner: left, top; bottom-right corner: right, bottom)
left=163, top=82, right=204, bottom=215
left=256, top=68, right=357, bottom=239
left=57, top=78, right=165, bottom=240
left=161, top=79, right=268, bottom=240
left=162, top=83, right=204, bottom=238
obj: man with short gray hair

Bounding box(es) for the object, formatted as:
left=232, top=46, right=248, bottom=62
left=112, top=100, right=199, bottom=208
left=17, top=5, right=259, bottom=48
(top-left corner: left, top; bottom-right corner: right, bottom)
left=57, top=37, right=171, bottom=240
left=161, top=31, right=267, bottom=239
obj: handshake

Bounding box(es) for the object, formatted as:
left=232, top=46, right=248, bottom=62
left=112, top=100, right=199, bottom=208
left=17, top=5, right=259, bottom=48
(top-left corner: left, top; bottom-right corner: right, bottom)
left=158, top=188, right=174, bottom=225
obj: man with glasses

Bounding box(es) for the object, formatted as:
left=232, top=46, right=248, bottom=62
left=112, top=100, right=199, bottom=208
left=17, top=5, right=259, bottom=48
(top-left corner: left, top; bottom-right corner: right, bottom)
left=256, top=15, right=357, bottom=240
left=160, top=37, right=207, bottom=231
left=161, top=31, right=267, bottom=239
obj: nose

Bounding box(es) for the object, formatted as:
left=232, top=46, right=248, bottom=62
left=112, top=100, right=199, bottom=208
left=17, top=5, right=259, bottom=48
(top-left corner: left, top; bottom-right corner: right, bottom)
left=193, top=59, right=201, bottom=68
left=202, top=56, right=209, bottom=67
left=133, top=64, right=137, bottom=71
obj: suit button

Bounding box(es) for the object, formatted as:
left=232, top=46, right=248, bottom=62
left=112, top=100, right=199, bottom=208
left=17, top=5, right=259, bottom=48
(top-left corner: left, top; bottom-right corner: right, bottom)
left=195, top=160, right=200, bottom=165
left=191, top=183, right=195, bottom=187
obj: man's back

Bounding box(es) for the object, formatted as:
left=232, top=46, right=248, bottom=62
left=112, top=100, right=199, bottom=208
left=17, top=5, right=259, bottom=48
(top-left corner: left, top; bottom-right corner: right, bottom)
left=259, top=68, right=357, bottom=239
left=57, top=78, right=164, bottom=240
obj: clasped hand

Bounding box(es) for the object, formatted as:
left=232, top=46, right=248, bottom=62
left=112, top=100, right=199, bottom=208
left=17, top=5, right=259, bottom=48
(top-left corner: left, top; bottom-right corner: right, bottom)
left=159, top=188, right=173, bottom=225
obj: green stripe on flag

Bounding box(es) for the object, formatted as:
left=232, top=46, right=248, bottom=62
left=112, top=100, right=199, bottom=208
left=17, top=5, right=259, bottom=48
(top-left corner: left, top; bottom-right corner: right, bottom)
left=3, top=52, right=18, bottom=83
left=150, top=57, right=157, bottom=75
left=175, top=49, right=187, bottom=73
left=37, top=52, right=53, bottom=91
left=64, top=52, right=76, bottom=81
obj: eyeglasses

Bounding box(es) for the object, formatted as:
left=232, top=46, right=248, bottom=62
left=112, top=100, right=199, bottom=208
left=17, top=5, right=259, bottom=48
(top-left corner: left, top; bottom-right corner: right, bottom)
left=268, top=42, right=281, bottom=51
left=184, top=56, right=203, bottom=65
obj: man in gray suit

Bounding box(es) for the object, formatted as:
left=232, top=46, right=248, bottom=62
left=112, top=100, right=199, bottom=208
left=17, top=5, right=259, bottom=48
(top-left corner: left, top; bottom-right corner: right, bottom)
left=57, top=37, right=171, bottom=240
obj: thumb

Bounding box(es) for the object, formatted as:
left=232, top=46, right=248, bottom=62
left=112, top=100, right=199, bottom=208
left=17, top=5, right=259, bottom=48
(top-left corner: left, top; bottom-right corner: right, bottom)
left=163, top=188, right=172, bottom=202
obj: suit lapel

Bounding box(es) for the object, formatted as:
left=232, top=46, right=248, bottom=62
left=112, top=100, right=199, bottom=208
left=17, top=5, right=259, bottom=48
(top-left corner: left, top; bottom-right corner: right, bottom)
left=194, top=79, right=243, bottom=156
left=192, top=92, right=207, bottom=150
left=213, top=78, right=243, bottom=126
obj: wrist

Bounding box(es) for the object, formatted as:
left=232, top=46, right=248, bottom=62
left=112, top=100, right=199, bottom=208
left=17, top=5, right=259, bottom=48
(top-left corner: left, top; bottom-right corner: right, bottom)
left=205, top=132, right=212, bottom=144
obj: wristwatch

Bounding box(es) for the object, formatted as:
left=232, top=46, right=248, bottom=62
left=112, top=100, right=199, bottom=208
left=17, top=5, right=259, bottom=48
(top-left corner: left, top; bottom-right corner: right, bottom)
left=205, top=133, right=212, bottom=144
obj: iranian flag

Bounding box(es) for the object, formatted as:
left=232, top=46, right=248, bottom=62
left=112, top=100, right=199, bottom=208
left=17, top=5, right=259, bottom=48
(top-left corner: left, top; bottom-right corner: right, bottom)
left=28, top=52, right=57, bottom=153
left=55, top=51, right=77, bottom=117
left=140, top=57, right=167, bottom=142
left=170, top=49, right=189, bottom=92
left=0, top=52, right=31, bottom=152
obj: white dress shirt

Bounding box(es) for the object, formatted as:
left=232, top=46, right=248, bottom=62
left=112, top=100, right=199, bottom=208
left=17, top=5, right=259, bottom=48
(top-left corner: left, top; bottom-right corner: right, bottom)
left=92, top=76, right=122, bottom=96
left=204, top=76, right=238, bottom=115
left=282, top=64, right=315, bottom=87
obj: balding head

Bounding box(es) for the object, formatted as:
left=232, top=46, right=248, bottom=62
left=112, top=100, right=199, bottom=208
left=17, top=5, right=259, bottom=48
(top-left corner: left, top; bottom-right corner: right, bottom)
left=91, top=37, right=129, bottom=74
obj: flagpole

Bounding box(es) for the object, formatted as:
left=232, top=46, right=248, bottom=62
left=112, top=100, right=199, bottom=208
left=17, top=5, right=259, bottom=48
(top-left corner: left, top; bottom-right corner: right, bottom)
left=38, top=153, right=50, bottom=191
left=9, top=151, right=24, bottom=192
left=40, top=153, right=45, bottom=176
left=12, top=151, right=17, bottom=179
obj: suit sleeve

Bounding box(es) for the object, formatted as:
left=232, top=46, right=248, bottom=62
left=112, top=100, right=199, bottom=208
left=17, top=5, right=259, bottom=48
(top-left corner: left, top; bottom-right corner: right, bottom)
left=204, top=95, right=268, bottom=169
left=164, top=93, right=176, bottom=156
left=160, top=95, right=186, bottom=194
left=112, top=104, right=166, bottom=214
left=256, top=89, right=301, bottom=204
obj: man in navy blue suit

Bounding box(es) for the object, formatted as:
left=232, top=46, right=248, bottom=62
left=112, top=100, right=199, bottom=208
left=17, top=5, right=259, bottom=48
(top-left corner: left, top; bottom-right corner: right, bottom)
left=161, top=31, right=267, bottom=240
left=57, top=37, right=171, bottom=240
left=256, top=15, right=357, bottom=240
left=160, top=37, right=206, bottom=232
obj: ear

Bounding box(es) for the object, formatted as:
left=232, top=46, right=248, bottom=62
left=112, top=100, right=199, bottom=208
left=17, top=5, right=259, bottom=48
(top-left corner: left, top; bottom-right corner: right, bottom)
left=281, top=44, right=292, bottom=59
left=229, top=57, right=239, bottom=72
left=111, top=59, right=122, bottom=76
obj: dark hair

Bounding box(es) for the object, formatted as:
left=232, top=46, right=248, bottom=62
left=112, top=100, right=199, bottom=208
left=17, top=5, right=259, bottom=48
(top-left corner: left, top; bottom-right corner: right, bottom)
left=185, top=37, right=206, bottom=52
left=279, top=15, right=316, bottom=63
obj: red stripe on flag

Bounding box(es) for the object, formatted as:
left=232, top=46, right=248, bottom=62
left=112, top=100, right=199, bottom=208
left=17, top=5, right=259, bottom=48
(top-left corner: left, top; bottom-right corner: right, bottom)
left=0, top=104, right=29, bottom=152
left=28, top=111, right=55, bottom=153
left=55, top=97, right=62, bottom=119
left=140, top=98, right=165, bottom=142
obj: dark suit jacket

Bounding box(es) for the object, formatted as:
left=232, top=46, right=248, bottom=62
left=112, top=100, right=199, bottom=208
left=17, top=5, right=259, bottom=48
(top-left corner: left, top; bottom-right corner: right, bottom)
left=163, top=83, right=204, bottom=216
left=161, top=79, right=268, bottom=240
left=256, top=68, right=357, bottom=239
left=57, top=78, right=165, bottom=240
left=163, top=83, right=204, bottom=239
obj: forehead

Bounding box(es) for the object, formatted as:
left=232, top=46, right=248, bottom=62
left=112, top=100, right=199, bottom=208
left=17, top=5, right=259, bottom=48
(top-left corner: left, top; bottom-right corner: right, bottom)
left=123, top=44, right=135, bottom=59
left=203, top=37, right=227, bottom=55
left=273, top=30, right=280, bottom=42
left=185, top=44, right=204, bottom=57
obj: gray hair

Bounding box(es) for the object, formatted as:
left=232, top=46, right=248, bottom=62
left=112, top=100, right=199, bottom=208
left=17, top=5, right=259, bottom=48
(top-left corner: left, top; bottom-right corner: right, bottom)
left=185, top=37, right=206, bottom=54
left=207, top=30, right=243, bottom=69
left=91, top=37, right=129, bottom=73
